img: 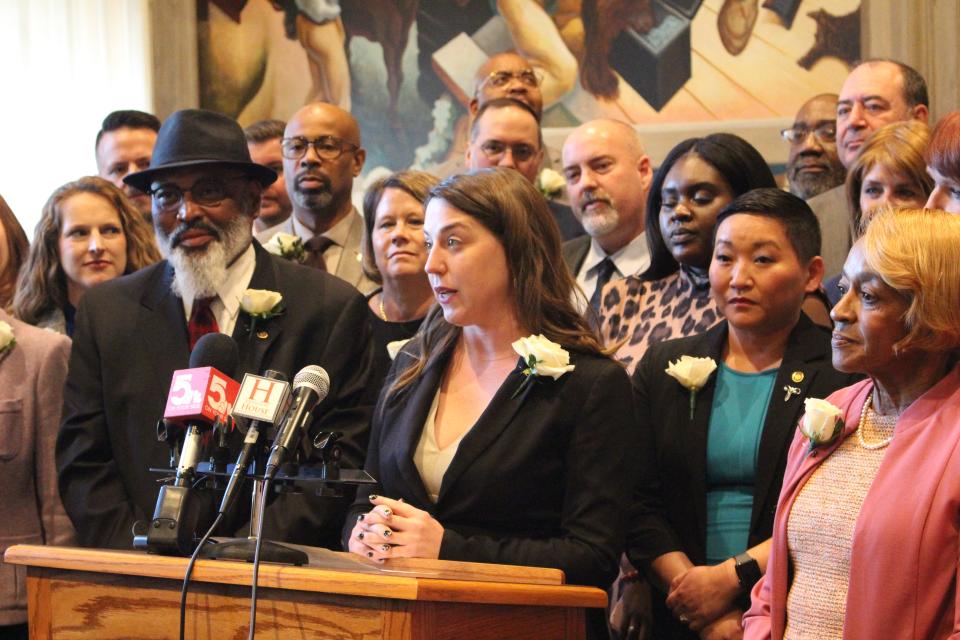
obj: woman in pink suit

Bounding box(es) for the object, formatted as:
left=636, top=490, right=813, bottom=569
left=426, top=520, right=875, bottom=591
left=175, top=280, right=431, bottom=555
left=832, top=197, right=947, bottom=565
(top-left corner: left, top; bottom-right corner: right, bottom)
left=742, top=208, right=960, bottom=640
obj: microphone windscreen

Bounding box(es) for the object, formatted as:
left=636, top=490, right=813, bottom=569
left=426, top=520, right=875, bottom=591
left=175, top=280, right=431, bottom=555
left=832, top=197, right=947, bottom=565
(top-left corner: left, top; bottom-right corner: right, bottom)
left=190, top=333, right=239, bottom=373
left=293, top=365, right=330, bottom=398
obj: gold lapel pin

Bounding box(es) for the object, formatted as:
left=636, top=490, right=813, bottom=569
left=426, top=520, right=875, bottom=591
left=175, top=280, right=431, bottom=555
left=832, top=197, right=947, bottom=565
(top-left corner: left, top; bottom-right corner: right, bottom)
left=791, top=371, right=804, bottom=383
left=256, top=330, right=269, bottom=340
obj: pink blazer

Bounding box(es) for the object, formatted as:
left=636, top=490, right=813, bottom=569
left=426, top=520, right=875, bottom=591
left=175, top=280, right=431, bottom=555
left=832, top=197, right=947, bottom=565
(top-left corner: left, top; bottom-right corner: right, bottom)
left=743, top=366, right=960, bottom=640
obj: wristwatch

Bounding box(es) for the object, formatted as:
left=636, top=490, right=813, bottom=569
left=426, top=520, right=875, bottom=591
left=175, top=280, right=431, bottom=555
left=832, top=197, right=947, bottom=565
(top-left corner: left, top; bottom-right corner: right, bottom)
left=734, top=552, right=761, bottom=593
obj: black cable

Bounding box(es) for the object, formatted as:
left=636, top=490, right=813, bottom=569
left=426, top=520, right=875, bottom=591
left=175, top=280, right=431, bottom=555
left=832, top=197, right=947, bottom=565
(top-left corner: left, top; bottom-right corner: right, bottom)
left=247, top=476, right=272, bottom=640
left=179, top=511, right=225, bottom=640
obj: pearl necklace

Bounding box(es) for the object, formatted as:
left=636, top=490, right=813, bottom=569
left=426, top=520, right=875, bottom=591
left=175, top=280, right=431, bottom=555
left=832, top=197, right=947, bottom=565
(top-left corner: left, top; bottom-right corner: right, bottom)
left=856, top=391, right=897, bottom=450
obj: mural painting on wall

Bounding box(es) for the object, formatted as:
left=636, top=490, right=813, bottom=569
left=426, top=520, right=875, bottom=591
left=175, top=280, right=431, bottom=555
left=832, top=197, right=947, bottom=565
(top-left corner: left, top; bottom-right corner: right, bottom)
left=198, top=0, right=860, bottom=176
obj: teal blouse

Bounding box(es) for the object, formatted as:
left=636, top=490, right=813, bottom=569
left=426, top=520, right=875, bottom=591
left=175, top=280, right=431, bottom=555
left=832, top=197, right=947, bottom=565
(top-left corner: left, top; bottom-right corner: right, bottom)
left=705, top=363, right=777, bottom=564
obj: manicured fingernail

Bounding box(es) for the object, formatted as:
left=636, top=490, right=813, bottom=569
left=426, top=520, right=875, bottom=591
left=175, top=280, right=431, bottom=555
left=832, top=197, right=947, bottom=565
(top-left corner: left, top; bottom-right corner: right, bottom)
left=368, top=494, right=378, bottom=501
left=358, top=532, right=364, bottom=540
left=381, top=545, right=390, bottom=552
left=358, top=514, right=365, bottom=521
left=382, top=508, right=392, bottom=517
left=367, top=551, right=374, bottom=558
left=383, top=529, right=392, bottom=538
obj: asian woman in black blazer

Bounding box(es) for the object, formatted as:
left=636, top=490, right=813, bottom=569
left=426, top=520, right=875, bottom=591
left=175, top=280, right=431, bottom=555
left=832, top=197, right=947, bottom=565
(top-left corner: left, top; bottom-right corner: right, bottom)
left=343, top=168, right=638, bottom=600
left=619, top=189, right=860, bottom=640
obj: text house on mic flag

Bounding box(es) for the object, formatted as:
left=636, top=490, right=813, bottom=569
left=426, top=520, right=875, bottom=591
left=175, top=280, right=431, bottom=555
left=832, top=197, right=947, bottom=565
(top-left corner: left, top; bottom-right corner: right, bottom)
left=163, top=366, right=240, bottom=423
left=232, top=373, right=291, bottom=424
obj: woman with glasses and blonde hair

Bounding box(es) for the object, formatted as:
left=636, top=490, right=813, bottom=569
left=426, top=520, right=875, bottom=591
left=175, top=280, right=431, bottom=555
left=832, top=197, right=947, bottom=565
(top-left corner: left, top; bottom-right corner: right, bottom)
left=13, top=176, right=161, bottom=335
left=744, top=209, right=960, bottom=640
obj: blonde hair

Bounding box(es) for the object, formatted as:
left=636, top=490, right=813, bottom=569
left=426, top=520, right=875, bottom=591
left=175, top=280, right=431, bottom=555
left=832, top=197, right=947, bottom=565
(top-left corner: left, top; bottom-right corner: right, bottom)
left=13, top=176, right=161, bottom=324
left=845, top=120, right=933, bottom=239
left=861, top=208, right=960, bottom=354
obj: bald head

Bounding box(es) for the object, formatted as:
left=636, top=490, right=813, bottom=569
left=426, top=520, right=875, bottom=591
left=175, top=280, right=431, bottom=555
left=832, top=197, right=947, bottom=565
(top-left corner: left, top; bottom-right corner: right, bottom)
left=470, top=52, right=543, bottom=118
left=562, top=119, right=652, bottom=253
left=283, top=102, right=366, bottom=230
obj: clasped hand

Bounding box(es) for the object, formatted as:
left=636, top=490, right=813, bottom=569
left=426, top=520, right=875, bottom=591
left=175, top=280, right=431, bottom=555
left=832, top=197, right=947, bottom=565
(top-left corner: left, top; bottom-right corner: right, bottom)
left=666, top=562, right=741, bottom=632
left=347, top=495, right=445, bottom=562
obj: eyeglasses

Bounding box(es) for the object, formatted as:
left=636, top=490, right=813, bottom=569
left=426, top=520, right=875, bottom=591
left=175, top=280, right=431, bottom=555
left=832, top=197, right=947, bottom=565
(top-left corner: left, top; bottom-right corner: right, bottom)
left=477, top=140, right=539, bottom=163
left=148, top=176, right=248, bottom=213
left=780, top=123, right=837, bottom=144
left=481, top=69, right=542, bottom=89
left=280, top=135, right=359, bottom=160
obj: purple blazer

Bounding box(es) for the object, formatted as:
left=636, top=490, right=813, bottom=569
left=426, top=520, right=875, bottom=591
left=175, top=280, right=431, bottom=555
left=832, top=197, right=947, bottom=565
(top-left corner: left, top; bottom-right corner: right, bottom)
left=743, top=366, right=960, bottom=639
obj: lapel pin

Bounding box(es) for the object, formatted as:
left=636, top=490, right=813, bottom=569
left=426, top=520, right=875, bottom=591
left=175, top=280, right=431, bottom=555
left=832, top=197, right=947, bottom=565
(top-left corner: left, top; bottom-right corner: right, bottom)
left=256, top=330, right=269, bottom=340
left=791, top=371, right=804, bottom=383
left=783, top=385, right=801, bottom=402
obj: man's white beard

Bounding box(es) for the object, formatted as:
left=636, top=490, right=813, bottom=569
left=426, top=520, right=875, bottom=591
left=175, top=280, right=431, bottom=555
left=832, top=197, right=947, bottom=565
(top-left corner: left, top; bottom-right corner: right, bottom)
left=157, top=216, right=252, bottom=301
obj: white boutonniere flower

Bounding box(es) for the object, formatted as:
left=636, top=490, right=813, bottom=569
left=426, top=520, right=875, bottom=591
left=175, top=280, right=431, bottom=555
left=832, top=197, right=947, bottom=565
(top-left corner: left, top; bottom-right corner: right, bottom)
left=665, top=355, right=717, bottom=419
left=510, top=334, right=575, bottom=398
left=799, top=398, right=844, bottom=453
left=0, top=320, right=15, bottom=355
left=263, top=232, right=306, bottom=263
left=385, top=338, right=410, bottom=361
left=240, top=289, right=284, bottom=339
left=536, top=168, right=565, bottom=200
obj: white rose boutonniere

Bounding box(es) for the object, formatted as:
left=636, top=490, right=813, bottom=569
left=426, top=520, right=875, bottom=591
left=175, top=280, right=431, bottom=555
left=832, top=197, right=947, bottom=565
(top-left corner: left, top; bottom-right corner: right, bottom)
left=665, top=355, right=717, bottom=419
left=240, top=289, right=284, bottom=339
left=0, top=320, right=15, bottom=355
left=536, top=168, right=565, bottom=200
left=510, top=334, right=575, bottom=398
left=799, top=398, right=844, bottom=453
left=263, top=232, right=306, bottom=263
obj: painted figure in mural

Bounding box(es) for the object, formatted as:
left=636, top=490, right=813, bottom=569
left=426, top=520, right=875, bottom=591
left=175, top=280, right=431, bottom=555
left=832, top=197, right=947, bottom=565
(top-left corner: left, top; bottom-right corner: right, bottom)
left=277, top=0, right=352, bottom=110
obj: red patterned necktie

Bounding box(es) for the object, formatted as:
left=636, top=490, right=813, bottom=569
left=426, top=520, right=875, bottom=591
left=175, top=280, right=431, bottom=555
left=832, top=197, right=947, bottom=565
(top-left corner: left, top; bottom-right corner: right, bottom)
left=188, top=297, right=220, bottom=351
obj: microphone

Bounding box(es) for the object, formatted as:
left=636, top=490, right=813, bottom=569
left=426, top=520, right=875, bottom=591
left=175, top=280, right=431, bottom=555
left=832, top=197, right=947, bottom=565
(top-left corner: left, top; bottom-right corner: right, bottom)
left=217, top=370, right=291, bottom=516
left=264, top=366, right=330, bottom=479
left=164, top=334, right=241, bottom=487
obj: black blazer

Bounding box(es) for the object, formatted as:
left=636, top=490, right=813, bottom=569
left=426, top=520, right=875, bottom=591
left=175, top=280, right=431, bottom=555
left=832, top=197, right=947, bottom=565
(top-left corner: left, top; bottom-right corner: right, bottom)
left=548, top=200, right=585, bottom=242
left=628, top=314, right=860, bottom=565
left=627, top=314, right=859, bottom=636
left=344, top=344, right=639, bottom=588
left=562, top=234, right=591, bottom=276
left=57, top=242, right=377, bottom=549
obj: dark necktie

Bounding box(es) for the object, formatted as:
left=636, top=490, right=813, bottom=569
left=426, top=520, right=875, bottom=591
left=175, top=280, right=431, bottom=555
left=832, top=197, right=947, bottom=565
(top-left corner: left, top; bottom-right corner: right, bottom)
left=304, top=235, right=334, bottom=271
left=188, top=297, right=220, bottom=351
left=589, top=257, right=617, bottom=315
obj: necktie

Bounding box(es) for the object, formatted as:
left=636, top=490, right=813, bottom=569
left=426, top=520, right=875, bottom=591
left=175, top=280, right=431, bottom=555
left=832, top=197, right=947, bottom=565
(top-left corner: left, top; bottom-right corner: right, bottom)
left=589, top=257, right=617, bottom=315
left=188, top=297, right=220, bottom=351
left=304, top=235, right=334, bottom=271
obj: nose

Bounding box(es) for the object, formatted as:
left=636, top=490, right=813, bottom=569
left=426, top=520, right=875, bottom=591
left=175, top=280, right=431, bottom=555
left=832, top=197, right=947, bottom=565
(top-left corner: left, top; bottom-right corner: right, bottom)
left=797, top=129, right=824, bottom=154
left=729, top=258, right=753, bottom=290
left=846, top=102, right=867, bottom=129
left=391, top=220, right=412, bottom=244
left=177, top=193, right=205, bottom=223
left=300, top=143, right=322, bottom=167
left=424, top=244, right=443, bottom=275
left=926, top=186, right=946, bottom=210
left=671, top=200, right=693, bottom=222
left=87, top=230, right=104, bottom=253
left=497, top=148, right=518, bottom=170
left=830, top=285, right=855, bottom=324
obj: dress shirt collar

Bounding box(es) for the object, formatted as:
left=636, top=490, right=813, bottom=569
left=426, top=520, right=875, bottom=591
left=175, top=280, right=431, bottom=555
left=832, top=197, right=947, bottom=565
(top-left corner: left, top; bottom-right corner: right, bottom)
left=583, top=232, right=650, bottom=279
left=292, top=207, right=356, bottom=247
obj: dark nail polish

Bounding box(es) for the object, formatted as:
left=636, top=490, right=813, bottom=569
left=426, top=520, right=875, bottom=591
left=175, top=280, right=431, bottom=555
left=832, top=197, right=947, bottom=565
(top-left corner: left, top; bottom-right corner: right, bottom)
left=368, top=494, right=378, bottom=501
left=367, top=551, right=374, bottom=558
left=382, top=508, right=392, bottom=517
left=358, top=532, right=364, bottom=540
left=381, top=545, right=390, bottom=552
left=358, top=513, right=365, bottom=521
left=383, top=529, right=392, bottom=538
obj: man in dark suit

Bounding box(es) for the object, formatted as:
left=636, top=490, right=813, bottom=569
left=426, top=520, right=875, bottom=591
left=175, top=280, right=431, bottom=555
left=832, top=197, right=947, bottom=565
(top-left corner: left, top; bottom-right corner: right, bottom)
left=465, top=98, right=584, bottom=241
left=57, top=109, right=376, bottom=550
left=561, top=119, right=653, bottom=315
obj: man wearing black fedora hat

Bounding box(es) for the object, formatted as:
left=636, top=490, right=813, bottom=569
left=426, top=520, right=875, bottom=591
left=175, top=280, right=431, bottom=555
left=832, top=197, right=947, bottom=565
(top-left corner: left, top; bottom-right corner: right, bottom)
left=57, top=108, right=377, bottom=550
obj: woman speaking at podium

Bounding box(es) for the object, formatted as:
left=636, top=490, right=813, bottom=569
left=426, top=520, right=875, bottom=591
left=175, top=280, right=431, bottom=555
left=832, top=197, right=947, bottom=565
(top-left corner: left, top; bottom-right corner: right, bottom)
left=344, top=168, right=638, bottom=596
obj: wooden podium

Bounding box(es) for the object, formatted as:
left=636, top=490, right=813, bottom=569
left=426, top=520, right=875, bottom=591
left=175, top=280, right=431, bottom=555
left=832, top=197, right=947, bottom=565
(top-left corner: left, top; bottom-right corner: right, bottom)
left=4, top=544, right=606, bottom=639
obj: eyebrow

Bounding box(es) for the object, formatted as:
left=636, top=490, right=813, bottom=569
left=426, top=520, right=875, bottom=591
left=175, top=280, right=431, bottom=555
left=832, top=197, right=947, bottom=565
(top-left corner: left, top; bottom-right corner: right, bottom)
left=838, top=94, right=890, bottom=105
left=425, top=221, right=468, bottom=236
left=715, top=239, right=781, bottom=249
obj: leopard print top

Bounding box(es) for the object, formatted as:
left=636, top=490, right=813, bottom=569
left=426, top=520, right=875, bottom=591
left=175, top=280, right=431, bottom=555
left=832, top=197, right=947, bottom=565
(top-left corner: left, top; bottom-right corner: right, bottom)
left=599, top=267, right=723, bottom=373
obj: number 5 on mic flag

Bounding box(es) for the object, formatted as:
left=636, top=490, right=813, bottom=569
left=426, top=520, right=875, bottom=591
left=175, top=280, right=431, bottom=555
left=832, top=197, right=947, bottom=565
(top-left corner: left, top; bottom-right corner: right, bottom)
left=164, top=367, right=241, bottom=424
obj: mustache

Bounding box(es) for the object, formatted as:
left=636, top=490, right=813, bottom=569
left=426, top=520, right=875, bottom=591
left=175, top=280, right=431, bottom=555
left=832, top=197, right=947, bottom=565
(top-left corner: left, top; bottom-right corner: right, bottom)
left=579, top=193, right=611, bottom=208
left=169, top=220, right=222, bottom=248
left=295, top=172, right=331, bottom=191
